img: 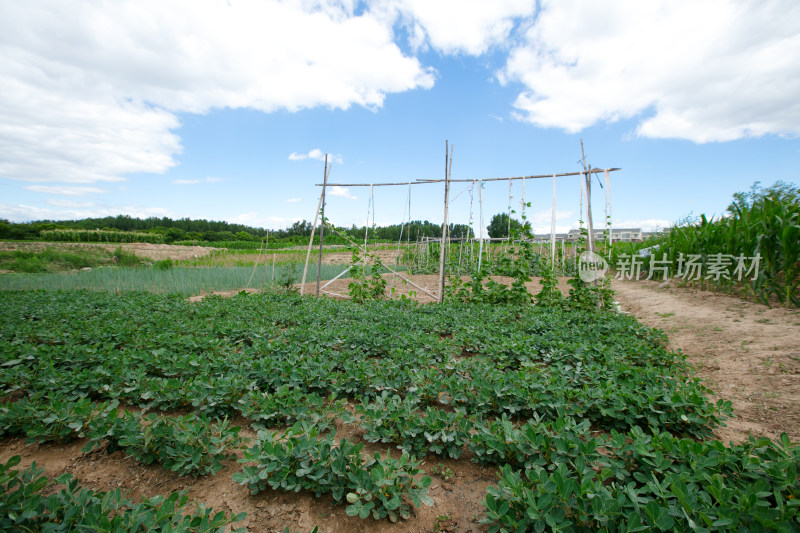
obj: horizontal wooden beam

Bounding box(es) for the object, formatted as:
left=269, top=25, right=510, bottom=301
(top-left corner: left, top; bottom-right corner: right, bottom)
left=415, top=168, right=622, bottom=184
left=316, top=168, right=621, bottom=187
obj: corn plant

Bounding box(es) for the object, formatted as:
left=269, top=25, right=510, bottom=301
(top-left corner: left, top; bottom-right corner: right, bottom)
left=654, top=182, right=799, bottom=306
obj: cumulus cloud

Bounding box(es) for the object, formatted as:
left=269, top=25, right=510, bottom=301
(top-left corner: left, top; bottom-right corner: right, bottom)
left=0, top=1, right=433, bottom=184
left=501, top=0, right=800, bottom=142
left=289, top=149, right=343, bottom=164
left=0, top=203, right=172, bottom=223
left=24, top=185, right=109, bottom=196
left=392, top=0, right=534, bottom=55
left=527, top=208, right=574, bottom=234
left=328, top=186, right=357, bottom=200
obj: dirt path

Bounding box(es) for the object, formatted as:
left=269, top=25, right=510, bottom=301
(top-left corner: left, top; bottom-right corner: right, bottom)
left=612, top=279, right=800, bottom=444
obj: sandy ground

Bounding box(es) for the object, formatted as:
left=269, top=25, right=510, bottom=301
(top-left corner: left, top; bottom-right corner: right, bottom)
left=0, top=242, right=219, bottom=261
left=3, top=262, right=799, bottom=531
left=612, top=278, right=800, bottom=444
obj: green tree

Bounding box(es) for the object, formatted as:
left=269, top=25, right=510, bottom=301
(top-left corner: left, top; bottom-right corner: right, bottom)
left=487, top=213, right=522, bottom=239
left=165, top=228, right=186, bottom=243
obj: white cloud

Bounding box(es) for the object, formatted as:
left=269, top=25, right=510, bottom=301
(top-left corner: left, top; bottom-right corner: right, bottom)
left=285, top=197, right=302, bottom=203
left=0, top=1, right=433, bottom=184
left=0, top=203, right=171, bottom=223
left=172, top=177, right=229, bottom=185
left=501, top=0, right=800, bottom=142
left=527, top=208, right=574, bottom=234
left=328, top=186, right=358, bottom=200
left=289, top=149, right=343, bottom=164
left=24, top=185, right=109, bottom=196
left=393, top=0, right=534, bottom=55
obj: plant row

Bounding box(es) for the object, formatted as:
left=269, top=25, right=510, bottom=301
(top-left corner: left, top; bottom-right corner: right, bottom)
left=1, top=455, right=246, bottom=532
left=0, top=290, right=730, bottom=439
left=482, top=422, right=800, bottom=532
left=233, top=422, right=433, bottom=522
left=39, top=229, right=166, bottom=244
left=0, top=394, right=241, bottom=477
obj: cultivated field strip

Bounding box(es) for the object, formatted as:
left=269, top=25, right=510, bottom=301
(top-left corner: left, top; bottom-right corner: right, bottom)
left=1, top=290, right=798, bottom=531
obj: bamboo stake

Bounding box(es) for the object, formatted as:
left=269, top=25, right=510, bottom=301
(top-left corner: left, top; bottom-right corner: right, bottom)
left=438, top=141, right=452, bottom=302
left=300, top=193, right=324, bottom=295
left=605, top=169, right=612, bottom=248
left=316, top=155, right=330, bottom=296
left=580, top=140, right=595, bottom=255
left=268, top=230, right=275, bottom=287
left=507, top=179, right=513, bottom=242
left=550, top=174, right=557, bottom=268
left=478, top=181, right=485, bottom=272
left=246, top=233, right=265, bottom=288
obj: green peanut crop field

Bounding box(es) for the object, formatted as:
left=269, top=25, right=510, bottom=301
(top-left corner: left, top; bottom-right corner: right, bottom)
left=1, top=288, right=799, bottom=532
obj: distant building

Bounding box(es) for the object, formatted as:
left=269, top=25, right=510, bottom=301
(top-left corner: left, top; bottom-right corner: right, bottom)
left=533, top=228, right=645, bottom=242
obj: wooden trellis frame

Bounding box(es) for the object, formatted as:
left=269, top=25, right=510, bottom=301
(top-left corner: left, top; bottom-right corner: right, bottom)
left=303, top=142, right=621, bottom=302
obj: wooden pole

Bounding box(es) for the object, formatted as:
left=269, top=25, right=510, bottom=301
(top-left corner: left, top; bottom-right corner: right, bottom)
left=437, top=141, right=452, bottom=303
left=477, top=181, right=484, bottom=272
left=580, top=139, right=595, bottom=255
left=605, top=169, right=612, bottom=249
left=268, top=230, right=275, bottom=285
left=315, top=167, right=622, bottom=187
left=300, top=192, right=324, bottom=294
left=316, top=155, right=330, bottom=296
left=550, top=174, right=557, bottom=268
left=507, top=179, right=513, bottom=242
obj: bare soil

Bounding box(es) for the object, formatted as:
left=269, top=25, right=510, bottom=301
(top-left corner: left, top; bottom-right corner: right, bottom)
left=612, top=278, right=800, bottom=444
left=3, top=266, right=799, bottom=532
left=0, top=418, right=495, bottom=533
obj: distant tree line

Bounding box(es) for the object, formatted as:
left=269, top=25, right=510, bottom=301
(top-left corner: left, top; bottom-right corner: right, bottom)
left=346, top=220, right=472, bottom=241
left=0, top=215, right=474, bottom=244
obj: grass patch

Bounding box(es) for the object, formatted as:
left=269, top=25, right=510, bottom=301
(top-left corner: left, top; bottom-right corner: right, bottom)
left=0, top=263, right=379, bottom=296
left=0, top=246, right=138, bottom=273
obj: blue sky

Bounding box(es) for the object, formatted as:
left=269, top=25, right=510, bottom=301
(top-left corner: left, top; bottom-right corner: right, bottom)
left=1, top=0, right=798, bottom=235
